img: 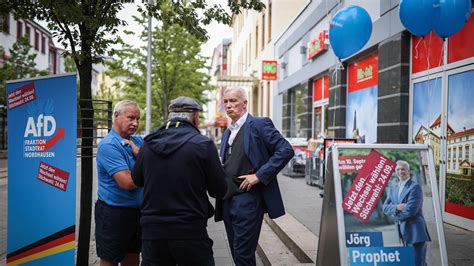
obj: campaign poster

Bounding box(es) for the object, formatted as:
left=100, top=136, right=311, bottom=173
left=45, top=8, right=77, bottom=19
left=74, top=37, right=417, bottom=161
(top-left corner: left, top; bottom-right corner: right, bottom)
left=6, top=74, right=77, bottom=265
left=346, top=54, right=378, bottom=144
left=337, top=146, right=445, bottom=265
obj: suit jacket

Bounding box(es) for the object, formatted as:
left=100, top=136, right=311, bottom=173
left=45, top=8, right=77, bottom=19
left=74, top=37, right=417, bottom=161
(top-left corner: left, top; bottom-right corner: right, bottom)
left=215, top=114, right=294, bottom=221
left=382, top=178, right=431, bottom=245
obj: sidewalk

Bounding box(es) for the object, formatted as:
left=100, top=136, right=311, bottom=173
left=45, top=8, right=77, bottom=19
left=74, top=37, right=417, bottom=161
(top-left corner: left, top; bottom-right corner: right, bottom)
left=277, top=174, right=474, bottom=266
left=0, top=157, right=262, bottom=265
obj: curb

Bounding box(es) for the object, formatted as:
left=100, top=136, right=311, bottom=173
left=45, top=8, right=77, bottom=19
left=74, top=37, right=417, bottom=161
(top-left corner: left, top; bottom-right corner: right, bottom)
left=264, top=214, right=317, bottom=263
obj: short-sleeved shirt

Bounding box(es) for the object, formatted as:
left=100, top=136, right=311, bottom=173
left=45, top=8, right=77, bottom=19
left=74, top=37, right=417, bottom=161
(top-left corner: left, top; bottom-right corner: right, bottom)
left=96, top=128, right=144, bottom=208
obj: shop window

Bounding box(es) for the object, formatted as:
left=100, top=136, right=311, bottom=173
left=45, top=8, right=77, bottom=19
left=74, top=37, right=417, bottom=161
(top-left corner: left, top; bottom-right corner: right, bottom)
left=346, top=53, right=378, bottom=143
left=313, top=78, right=323, bottom=102
left=314, top=107, right=322, bottom=137
left=313, top=75, right=330, bottom=102
left=448, top=15, right=474, bottom=63
left=412, top=32, right=444, bottom=74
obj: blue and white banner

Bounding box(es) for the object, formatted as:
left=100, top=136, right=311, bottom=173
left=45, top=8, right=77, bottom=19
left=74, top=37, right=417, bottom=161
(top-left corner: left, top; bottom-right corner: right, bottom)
left=6, top=74, right=77, bottom=265
left=346, top=232, right=384, bottom=247
left=349, top=247, right=415, bottom=266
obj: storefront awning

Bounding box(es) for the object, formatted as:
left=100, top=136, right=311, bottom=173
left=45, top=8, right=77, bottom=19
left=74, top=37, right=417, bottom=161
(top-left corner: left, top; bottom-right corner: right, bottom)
left=216, top=75, right=258, bottom=87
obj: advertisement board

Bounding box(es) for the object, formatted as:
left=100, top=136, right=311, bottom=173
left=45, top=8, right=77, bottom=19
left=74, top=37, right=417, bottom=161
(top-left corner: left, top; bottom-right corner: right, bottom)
left=317, top=144, right=447, bottom=266
left=346, top=53, right=378, bottom=144
left=262, top=60, right=277, bottom=80
left=6, top=74, right=77, bottom=265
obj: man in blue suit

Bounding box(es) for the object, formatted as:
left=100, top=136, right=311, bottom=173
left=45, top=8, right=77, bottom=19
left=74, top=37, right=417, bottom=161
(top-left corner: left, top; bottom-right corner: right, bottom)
left=383, top=160, right=431, bottom=266
left=215, top=87, right=294, bottom=265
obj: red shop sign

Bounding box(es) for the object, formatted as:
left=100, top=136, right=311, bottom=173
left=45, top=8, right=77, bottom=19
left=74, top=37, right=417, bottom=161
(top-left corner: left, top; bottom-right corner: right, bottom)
left=262, top=60, right=278, bottom=80
left=307, top=30, right=329, bottom=60
left=348, top=53, right=378, bottom=93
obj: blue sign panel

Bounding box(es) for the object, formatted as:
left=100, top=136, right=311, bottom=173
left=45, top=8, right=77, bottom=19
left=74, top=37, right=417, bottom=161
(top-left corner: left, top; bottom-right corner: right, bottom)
left=6, top=74, right=77, bottom=265
left=346, top=232, right=384, bottom=247
left=349, top=247, right=415, bottom=266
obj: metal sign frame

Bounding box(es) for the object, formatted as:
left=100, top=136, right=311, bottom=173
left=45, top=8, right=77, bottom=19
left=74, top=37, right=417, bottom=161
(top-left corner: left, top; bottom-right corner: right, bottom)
left=325, top=143, right=447, bottom=265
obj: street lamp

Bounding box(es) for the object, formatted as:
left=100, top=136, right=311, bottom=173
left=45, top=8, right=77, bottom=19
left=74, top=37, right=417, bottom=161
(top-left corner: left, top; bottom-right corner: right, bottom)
left=145, top=0, right=153, bottom=134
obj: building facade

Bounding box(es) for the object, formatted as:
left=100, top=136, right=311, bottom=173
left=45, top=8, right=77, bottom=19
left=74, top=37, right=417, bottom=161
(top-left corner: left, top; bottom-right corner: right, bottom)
left=226, top=0, right=308, bottom=119
left=1, top=13, right=62, bottom=74
left=274, top=0, right=474, bottom=230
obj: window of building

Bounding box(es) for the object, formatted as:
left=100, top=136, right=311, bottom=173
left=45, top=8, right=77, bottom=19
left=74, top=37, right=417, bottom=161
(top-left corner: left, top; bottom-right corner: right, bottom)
left=41, top=35, right=46, bottom=54
left=268, top=2, right=272, bottom=43
left=34, top=31, right=39, bottom=50
left=458, top=146, right=461, bottom=161
left=262, top=13, right=265, bottom=50
left=1, top=14, right=9, bottom=34
left=248, top=34, right=251, bottom=65
left=17, top=21, right=23, bottom=38
left=465, top=145, right=469, bottom=160
left=255, top=25, right=259, bottom=57
left=25, top=24, right=31, bottom=40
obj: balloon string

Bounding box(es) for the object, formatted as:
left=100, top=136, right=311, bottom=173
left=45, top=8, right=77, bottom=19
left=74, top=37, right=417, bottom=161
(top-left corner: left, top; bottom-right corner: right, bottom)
left=414, top=37, right=422, bottom=59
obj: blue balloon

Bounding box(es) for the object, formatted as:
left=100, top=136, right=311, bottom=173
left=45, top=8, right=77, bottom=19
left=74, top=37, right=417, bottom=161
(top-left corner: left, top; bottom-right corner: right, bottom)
left=329, top=6, right=372, bottom=59
left=433, top=0, right=472, bottom=38
left=399, top=0, right=437, bottom=37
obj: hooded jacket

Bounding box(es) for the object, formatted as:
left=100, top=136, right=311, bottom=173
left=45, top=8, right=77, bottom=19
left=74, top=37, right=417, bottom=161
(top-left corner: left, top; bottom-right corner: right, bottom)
left=132, top=118, right=227, bottom=239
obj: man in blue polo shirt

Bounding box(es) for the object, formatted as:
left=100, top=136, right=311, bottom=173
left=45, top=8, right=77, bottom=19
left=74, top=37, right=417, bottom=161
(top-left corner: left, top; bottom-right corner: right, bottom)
left=95, top=100, right=143, bottom=266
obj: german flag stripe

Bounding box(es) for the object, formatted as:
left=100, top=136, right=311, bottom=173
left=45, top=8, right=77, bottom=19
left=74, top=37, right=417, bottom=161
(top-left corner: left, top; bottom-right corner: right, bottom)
left=6, top=233, right=75, bottom=263
left=7, top=241, right=75, bottom=266
left=7, top=225, right=75, bottom=260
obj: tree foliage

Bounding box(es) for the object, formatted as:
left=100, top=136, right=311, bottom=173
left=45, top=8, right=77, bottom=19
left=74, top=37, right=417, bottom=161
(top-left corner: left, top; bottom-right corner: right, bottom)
left=106, top=11, right=213, bottom=129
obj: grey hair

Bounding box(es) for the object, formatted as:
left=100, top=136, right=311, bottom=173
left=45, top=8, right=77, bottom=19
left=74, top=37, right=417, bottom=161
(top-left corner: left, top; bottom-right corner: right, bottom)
left=224, top=87, right=248, bottom=101
left=168, top=111, right=195, bottom=121
left=114, top=100, right=139, bottom=115
left=396, top=160, right=410, bottom=171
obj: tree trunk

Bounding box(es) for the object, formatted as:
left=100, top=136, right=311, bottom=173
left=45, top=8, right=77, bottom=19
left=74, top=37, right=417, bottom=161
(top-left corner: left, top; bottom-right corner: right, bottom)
left=76, top=56, right=94, bottom=266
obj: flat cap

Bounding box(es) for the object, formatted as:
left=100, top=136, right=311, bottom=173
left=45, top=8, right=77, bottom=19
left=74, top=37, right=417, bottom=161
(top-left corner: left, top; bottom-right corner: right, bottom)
left=168, top=96, right=203, bottom=112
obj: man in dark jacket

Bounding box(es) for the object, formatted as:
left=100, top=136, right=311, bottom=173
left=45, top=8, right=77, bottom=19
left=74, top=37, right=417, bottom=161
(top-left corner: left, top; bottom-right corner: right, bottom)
left=132, top=96, right=228, bottom=266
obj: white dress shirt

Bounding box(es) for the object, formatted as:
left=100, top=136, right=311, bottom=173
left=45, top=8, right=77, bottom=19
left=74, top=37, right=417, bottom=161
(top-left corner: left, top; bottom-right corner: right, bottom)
left=398, top=177, right=411, bottom=201
left=227, top=112, right=249, bottom=151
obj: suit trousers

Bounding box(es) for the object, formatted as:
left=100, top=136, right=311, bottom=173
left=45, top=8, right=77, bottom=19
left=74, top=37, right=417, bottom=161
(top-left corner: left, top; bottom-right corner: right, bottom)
left=410, top=241, right=427, bottom=266
left=223, top=189, right=264, bottom=266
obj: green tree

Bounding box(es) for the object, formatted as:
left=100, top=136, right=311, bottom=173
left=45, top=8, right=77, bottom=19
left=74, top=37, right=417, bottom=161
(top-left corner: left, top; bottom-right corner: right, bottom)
left=0, top=37, right=48, bottom=104
left=2, top=1, right=264, bottom=263
left=107, top=15, right=213, bottom=129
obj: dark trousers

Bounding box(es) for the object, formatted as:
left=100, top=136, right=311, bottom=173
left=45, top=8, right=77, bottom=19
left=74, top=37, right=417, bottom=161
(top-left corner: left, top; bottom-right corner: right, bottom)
left=223, top=190, right=264, bottom=266
left=141, top=238, right=214, bottom=266
left=409, top=241, right=427, bottom=266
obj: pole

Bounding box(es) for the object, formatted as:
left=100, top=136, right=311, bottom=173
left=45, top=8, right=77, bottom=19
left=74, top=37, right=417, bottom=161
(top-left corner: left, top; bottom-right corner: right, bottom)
left=145, top=0, right=153, bottom=134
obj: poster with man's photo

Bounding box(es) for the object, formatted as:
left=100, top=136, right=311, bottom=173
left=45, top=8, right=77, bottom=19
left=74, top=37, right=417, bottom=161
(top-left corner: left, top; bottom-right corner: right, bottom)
left=332, top=145, right=447, bottom=265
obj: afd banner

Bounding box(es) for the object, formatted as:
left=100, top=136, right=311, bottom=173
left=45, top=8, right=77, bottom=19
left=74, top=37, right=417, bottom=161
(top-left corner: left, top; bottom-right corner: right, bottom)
left=6, top=74, right=77, bottom=265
